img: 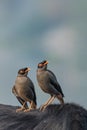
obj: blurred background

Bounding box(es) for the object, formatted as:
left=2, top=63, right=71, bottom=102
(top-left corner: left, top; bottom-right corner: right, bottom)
left=0, top=0, right=87, bottom=108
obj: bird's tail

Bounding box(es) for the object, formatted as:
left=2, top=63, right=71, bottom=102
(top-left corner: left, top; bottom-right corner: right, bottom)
left=57, top=94, right=64, bottom=104
left=33, top=90, right=37, bottom=106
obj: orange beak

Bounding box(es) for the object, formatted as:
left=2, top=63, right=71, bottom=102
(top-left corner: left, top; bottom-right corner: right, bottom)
left=25, top=67, right=31, bottom=72
left=44, top=61, right=48, bottom=65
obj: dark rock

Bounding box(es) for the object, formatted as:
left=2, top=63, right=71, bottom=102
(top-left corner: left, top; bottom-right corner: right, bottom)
left=0, top=103, right=87, bottom=130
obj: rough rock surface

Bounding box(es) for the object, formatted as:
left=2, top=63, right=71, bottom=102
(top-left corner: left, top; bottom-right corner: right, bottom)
left=0, top=103, right=87, bottom=130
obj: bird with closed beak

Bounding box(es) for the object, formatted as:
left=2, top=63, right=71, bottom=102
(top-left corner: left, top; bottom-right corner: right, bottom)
left=12, top=67, right=37, bottom=112
left=37, top=60, right=64, bottom=111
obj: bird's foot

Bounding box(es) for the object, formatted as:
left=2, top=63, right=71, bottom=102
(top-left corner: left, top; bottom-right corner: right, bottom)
left=24, top=109, right=30, bottom=112
left=16, top=107, right=25, bottom=112
left=24, top=107, right=34, bottom=112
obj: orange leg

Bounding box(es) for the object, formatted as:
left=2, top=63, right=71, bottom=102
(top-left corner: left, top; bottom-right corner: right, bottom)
left=24, top=101, right=37, bottom=112
left=40, top=96, right=52, bottom=111
left=40, top=95, right=56, bottom=111
left=16, top=102, right=26, bottom=112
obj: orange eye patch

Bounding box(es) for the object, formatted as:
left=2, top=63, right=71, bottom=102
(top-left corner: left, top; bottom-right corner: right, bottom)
left=38, top=64, right=44, bottom=67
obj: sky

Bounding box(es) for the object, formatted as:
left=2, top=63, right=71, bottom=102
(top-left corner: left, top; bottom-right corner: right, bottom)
left=0, top=0, right=87, bottom=108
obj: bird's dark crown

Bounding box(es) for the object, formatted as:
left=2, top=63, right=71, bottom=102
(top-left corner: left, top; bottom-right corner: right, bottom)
left=18, top=67, right=28, bottom=75
left=39, top=60, right=47, bottom=64
left=38, top=60, right=48, bottom=68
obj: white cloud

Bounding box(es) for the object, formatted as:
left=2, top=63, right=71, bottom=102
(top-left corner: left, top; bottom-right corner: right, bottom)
left=42, top=25, right=77, bottom=59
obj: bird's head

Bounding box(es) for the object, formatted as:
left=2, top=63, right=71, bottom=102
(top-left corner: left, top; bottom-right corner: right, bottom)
left=37, top=60, right=48, bottom=70
left=18, top=67, right=30, bottom=76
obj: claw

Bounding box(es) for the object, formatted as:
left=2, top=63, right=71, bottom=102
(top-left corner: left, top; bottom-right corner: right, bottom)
left=16, top=107, right=25, bottom=112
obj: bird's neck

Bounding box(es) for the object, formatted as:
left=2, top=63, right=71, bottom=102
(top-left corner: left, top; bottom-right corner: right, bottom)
left=17, top=74, right=27, bottom=77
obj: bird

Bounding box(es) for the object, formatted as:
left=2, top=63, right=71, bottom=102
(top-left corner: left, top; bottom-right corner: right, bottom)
left=12, top=67, right=37, bottom=112
left=36, top=60, right=64, bottom=111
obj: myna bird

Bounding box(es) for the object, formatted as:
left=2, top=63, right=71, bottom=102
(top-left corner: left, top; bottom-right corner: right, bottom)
left=12, top=67, right=37, bottom=112
left=37, top=60, right=64, bottom=111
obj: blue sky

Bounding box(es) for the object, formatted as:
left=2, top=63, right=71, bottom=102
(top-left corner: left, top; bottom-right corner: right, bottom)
left=0, top=0, right=87, bottom=108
